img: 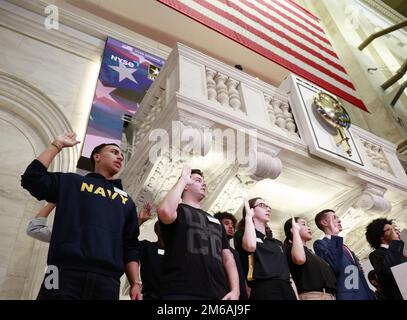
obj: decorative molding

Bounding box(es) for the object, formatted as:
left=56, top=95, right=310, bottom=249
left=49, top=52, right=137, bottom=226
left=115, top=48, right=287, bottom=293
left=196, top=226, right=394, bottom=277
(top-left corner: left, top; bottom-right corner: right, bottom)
left=360, top=138, right=393, bottom=174
left=264, top=94, right=299, bottom=137
left=0, top=71, right=77, bottom=171
left=175, top=43, right=289, bottom=103
left=0, top=1, right=104, bottom=61
left=360, top=0, right=406, bottom=24
left=353, top=182, right=391, bottom=213
left=174, top=93, right=307, bottom=155
left=248, top=142, right=283, bottom=180
left=208, top=174, right=255, bottom=214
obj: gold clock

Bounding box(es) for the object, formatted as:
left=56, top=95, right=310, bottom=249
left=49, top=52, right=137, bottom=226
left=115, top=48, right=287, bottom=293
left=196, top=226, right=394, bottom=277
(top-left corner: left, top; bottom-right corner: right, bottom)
left=313, top=92, right=352, bottom=156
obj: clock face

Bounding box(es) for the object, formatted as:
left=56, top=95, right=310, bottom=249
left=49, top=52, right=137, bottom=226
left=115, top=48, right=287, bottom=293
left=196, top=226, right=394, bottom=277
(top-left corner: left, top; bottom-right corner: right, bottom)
left=313, top=92, right=351, bottom=130
left=291, top=79, right=363, bottom=165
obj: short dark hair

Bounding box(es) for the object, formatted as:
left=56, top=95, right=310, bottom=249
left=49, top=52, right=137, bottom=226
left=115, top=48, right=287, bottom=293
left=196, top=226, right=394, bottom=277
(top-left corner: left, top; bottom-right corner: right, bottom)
left=90, top=143, right=121, bottom=171
left=365, top=218, right=393, bottom=249
left=214, top=212, right=237, bottom=227
left=181, top=169, right=204, bottom=199
left=314, top=209, right=334, bottom=231
left=190, top=169, right=203, bottom=177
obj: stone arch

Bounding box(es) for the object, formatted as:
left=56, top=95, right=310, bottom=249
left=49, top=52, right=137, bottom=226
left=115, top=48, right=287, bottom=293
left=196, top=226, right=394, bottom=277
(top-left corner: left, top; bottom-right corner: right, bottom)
left=0, top=71, right=78, bottom=170
left=0, top=71, right=77, bottom=299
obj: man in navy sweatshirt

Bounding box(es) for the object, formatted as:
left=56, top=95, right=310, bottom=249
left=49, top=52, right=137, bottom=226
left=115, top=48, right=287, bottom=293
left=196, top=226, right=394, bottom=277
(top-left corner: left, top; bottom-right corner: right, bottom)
left=21, top=132, right=142, bottom=300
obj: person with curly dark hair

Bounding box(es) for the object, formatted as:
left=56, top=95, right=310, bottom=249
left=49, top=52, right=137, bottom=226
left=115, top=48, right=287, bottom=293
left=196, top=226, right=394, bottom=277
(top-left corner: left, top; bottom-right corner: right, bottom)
left=365, top=218, right=407, bottom=300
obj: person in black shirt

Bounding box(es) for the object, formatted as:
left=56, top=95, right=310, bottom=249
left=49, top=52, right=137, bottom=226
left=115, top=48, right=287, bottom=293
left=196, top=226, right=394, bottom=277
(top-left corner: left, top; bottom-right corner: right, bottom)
left=365, top=218, right=407, bottom=300
left=234, top=197, right=297, bottom=300
left=21, top=132, right=142, bottom=300
left=139, top=220, right=164, bottom=300
left=214, top=211, right=249, bottom=300
left=283, top=217, right=336, bottom=300
left=157, top=167, right=239, bottom=300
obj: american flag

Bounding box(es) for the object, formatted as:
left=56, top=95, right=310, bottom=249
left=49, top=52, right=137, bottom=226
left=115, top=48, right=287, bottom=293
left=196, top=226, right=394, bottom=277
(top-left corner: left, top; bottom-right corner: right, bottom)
left=158, top=0, right=368, bottom=112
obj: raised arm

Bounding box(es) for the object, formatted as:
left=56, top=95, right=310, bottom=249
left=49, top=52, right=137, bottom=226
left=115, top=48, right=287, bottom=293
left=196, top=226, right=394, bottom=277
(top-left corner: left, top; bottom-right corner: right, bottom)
left=313, top=236, right=343, bottom=273
left=37, top=132, right=80, bottom=169
left=242, top=199, right=257, bottom=252
left=21, top=132, right=80, bottom=202
left=138, top=201, right=152, bottom=226
left=26, top=202, right=56, bottom=243
left=157, top=166, right=192, bottom=224
left=291, top=217, right=306, bottom=265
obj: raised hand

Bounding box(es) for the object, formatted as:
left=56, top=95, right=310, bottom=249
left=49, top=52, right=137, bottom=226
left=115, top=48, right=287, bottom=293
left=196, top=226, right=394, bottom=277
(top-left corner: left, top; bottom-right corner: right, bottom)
left=329, top=216, right=340, bottom=235
left=244, top=199, right=254, bottom=219
left=180, top=166, right=193, bottom=185
left=291, top=216, right=300, bottom=233
left=138, top=201, right=152, bottom=226
left=54, top=132, right=80, bottom=149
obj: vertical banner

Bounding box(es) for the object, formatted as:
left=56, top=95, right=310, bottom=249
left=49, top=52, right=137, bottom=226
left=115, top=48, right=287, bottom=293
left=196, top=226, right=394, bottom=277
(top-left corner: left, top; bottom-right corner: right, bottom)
left=78, top=37, right=165, bottom=170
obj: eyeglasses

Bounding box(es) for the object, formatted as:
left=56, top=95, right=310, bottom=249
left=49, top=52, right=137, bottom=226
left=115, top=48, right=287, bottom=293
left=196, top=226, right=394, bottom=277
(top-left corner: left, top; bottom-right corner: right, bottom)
left=383, top=226, right=398, bottom=234
left=253, top=203, right=271, bottom=211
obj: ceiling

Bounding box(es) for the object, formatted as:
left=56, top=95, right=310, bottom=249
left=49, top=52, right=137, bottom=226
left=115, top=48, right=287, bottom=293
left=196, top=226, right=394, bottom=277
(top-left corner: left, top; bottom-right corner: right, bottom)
left=65, top=0, right=290, bottom=87
left=382, top=0, right=407, bottom=18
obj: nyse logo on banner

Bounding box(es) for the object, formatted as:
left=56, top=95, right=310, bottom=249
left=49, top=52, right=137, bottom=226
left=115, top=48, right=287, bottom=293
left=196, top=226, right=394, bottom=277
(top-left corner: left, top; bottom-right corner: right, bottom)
left=110, top=55, right=138, bottom=68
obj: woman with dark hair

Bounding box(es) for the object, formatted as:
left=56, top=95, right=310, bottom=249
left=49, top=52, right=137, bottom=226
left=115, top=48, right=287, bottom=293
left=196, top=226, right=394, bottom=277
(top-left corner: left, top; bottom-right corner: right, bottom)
left=283, top=217, right=336, bottom=300
left=365, top=218, right=407, bottom=300
left=233, top=198, right=297, bottom=300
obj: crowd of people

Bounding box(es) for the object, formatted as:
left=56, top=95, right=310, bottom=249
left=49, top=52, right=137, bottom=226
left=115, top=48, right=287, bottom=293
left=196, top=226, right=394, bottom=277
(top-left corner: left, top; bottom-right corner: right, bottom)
left=21, top=133, right=407, bottom=300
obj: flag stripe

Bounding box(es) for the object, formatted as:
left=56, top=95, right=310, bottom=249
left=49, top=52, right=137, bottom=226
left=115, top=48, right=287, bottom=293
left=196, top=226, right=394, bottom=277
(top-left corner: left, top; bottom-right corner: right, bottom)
left=260, top=0, right=330, bottom=46
left=271, top=0, right=323, bottom=33
left=227, top=0, right=346, bottom=73
left=252, top=0, right=335, bottom=54
left=245, top=0, right=338, bottom=59
left=195, top=0, right=355, bottom=89
left=157, top=0, right=367, bottom=111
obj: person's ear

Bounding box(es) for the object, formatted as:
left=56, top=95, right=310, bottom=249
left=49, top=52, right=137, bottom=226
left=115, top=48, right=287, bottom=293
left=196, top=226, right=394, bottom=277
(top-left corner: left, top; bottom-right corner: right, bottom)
left=94, top=153, right=101, bottom=163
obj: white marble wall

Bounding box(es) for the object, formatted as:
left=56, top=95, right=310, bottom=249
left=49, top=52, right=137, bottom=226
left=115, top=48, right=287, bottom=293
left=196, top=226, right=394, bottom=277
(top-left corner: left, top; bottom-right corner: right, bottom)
left=0, top=113, right=42, bottom=299
left=0, top=7, right=104, bottom=295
